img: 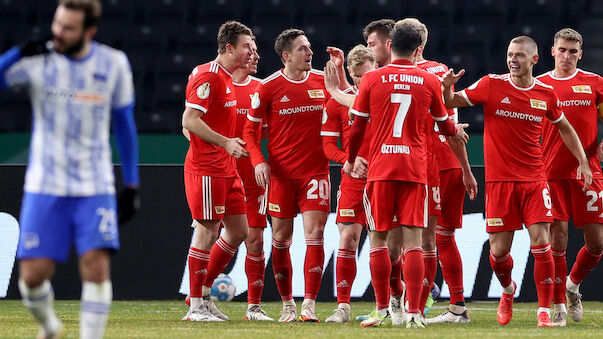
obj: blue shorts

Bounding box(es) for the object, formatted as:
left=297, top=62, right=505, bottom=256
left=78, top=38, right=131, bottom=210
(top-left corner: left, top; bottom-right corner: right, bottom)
left=17, top=193, right=120, bottom=262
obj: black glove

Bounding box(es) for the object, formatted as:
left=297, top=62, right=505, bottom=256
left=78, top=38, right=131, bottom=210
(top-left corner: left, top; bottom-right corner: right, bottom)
left=20, top=37, right=51, bottom=57
left=117, top=187, right=140, bottom=225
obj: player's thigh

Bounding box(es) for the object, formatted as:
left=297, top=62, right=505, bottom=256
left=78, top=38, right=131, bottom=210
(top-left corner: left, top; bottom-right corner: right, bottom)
left=244, top=185, right=267, bottom=228
left=570, top=179, right=603, bottom=228
left=364, top=181, right=396, bottom=232
left=394, top=181, right=428, bottom=229
left=73, top=194, right=120, bottom=257
left=548, top=180, right=571, bottom=222
left=297, top=174, right=331, bottom=214
left=438, top=168, right=465, bottom=229
left=225, top=176, right=247, bottom=217
left=267, top=178, right=297, bottom=218
left=184, top=173, right=228, bottom=221
left=520, top=181, right=554, bottom=228
left=485, top=182, right=522, bottom=233
left=78, top=249, right=110, bottom=283
left=17, top=193, right=72, bottom=263
left=335, top=181, right=366, bottom=226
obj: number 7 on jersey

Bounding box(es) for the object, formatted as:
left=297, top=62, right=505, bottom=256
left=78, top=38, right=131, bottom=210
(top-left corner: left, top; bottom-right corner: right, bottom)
left=391, top=93, right=412, bottom=137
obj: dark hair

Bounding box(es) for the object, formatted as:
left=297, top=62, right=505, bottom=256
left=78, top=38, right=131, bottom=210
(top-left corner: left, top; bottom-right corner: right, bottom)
left=390, top=23, right=422, bottom=57
left=59, top=0, right=102, bottom=28
left=217, top=21, right=253, bottom=54
left=274, top=28, right=306, bottom=62
left=363, top=19, right=395, bottom=42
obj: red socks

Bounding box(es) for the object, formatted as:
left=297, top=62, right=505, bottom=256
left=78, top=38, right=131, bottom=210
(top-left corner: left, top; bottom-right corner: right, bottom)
left=188, top=247, right=210, bottom=298
left=489, top=250, right=514, bottom=289
left=436, top=229, right=465, bottom=305
left=336, top=248, right=356, bottom=304
left=531, top=244, right=554, bottom=308
left=569, top=246, right=603, bottom=285
left=551, top=248, right=567, bottom=304
left=304, top=238, right=324, bottom=300
left=404, top=247, right=424, bottom=314
left=245, top=252, right=265, bottom=305
left=390, top=255, right=405, bottom=297
left=272, top=238, right=293, bottom=301
left=203, top=237, right=237, bottom=289
left=419, top=249, right=437, bottom=312
left=370, top=246, right=391, bottom=309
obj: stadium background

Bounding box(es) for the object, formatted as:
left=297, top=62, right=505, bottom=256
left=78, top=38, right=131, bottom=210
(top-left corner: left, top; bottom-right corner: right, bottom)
left=0, top=0, right=602, bottom=302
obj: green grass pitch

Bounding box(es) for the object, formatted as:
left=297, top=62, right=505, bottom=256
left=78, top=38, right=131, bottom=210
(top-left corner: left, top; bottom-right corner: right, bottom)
left=1, top=300, right=602, bottom=338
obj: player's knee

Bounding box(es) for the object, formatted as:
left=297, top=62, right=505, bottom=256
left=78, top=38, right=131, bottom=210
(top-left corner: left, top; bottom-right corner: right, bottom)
left=585, top=241, right=603, bottom=255
left=20, top=271, right=45, bottom=288
left=339, top=232, right=359, bottom=250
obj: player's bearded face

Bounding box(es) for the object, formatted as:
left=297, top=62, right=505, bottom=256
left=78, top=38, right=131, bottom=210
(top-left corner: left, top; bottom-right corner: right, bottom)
left=51, top=6, right=88, bottom=56
left=288, top=36, right=313, bottom=71
left=506, top=43, right=537, bottom=78
left=552, top=39, right=582, bottom=73
left=366, top=32, right=390, bottom=67
left=233, top=35, right=254, bottom=69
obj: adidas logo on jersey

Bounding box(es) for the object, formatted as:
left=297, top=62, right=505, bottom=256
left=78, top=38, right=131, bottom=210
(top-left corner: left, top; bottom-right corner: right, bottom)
left=251, top=279, right=264, bottom=287
left=546, top=210, right=553, bottom=217
left=337, top=280, right=349, bottom=288
left=308, top=266, right=323, bottom=273
left=319, top=200, right=328, bottom=206
left=226, top=86, right=232, bottom=94
left=280, top=95, right=290, bottom=102
left=501, top=97, right=511, bottom=104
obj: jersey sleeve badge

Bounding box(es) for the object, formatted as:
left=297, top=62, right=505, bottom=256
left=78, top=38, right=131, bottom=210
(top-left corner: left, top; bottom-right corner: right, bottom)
left=251, top=92, right=260, bottom=109
left=197, top=82, right=211, bottom=99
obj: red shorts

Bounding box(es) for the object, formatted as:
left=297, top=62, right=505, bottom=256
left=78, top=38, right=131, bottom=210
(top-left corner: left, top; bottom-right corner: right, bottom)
left=335, top=175, right=366, bottom=225
left=437, top=168, right=465, bottom=229
left=364, top=180, right=427, bottom=232
left=485, top=181, right=553, bottom=233
left=267, top=174, right=331, bottom=218
left=185, top=173, right=247, bottom=220
left=549, top=179, right=603, bottom=228
left=244, top=185, right=267, bottom=228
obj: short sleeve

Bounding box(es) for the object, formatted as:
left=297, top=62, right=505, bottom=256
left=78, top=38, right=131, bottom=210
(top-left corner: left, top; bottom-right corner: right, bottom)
left=320, top=98, right=343, bottom=136
left=247, top=82, right=269, bottom=123
left=185, top=68, right=216, bottom=113
left=111, top=51, right=135, bottom=109
left=461, top=75, right=490, bottom=106
left=546, top=90, right=564, bottom=124
left=350, top=74, right=371, bottom=118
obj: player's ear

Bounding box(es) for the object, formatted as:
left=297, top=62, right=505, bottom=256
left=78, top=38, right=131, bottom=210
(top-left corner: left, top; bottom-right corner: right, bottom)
left=532, top=53, right=539, bottom=65
left=225, top=43, right=235, bottom=55
left=578, top=49, right=583, bottom=60
left=84, top=26, right=97, bottom=40
left=385, top=39, right=392, bottom=49
left=550, top=45, right=555, bottom=57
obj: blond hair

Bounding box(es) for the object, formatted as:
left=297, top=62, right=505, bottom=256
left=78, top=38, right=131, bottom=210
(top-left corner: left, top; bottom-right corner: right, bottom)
left=510, top=35, right=538, bottom=55
left=554, top=28, right=583, bottom=47
left=395, top=18, right=428, bottom=47
left=346, top=45, right=376, bottom=70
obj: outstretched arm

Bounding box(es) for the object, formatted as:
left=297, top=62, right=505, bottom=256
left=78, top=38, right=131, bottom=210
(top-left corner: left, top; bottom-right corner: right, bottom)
left=441, top=68, right=471, bottom=109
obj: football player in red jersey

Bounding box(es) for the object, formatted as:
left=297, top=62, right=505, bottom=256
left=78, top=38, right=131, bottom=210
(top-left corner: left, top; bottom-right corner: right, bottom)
left=243, top=29, right=331, bottom=322
left=537, top=28, right=603, bottom=326
left=347, top=22, right=469, bottom=328
left=181, top=21, right=254, bottom=323
left=399, top=18, right=477, bottom=324
left=442, top=36, right=592, bottom=327
left=321, top=45, right=377, bottom=323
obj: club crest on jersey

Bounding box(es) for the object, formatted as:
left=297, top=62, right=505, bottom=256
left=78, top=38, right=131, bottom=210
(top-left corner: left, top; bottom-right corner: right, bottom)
left=251, top=92, right=260, bottom=109
left=572, top=85, right=592, bottom=94
left=339, top=209, right=356, bottom=217
left=487, top=218, right=504, bottom=226
left=215, top=206, right=225, bottom=214
left=269, top=203, right=281, bottom=212
left=307, top=89, right=325, bottom=99
left=197, top=82, right=210, bottom=99
left=529, top=99, right=547, bottom=110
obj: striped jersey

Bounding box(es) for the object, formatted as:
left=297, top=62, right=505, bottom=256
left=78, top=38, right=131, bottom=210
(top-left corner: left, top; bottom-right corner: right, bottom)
left=3, top=41, right=134, bottom=196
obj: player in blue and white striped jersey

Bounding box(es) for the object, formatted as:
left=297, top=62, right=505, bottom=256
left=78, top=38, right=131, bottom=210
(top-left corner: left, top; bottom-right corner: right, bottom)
left=0, top=0, right=139, bottom=338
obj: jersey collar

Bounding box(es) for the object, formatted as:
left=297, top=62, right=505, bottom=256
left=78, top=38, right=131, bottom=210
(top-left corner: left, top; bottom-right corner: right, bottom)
left=388, top=59, right=416, bottom=68
left=548, top=68, right=580, bottom=81
left=279, top=69, right=310, bottom=84
left=508, top=75, right=535, bottom=91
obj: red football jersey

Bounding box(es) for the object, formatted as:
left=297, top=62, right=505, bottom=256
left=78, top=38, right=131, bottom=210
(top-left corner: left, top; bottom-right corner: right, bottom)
left=417, top=59, right=461, bottom=171
left=245, top=69, right=330, bottom=179
left=461, top=74, right=564, bottom=182
left=538, top=69, right=603, bottom=180
left=184, top=61, right=237, bottom=177
left=234, top=76, right=262, bottom=186
left=351, top=59, right=450, bottom=183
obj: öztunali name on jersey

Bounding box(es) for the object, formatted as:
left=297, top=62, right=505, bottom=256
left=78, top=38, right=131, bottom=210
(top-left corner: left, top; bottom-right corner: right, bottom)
left=380, top=144, right=410, bottom=154
left=279, top=104, right=324, bottom=115
left=495, top=109, right=543, bottom=122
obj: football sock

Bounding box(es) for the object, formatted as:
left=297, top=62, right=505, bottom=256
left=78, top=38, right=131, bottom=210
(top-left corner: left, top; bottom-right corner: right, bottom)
left=272, top=238, right=293, bottom=301
left=554, top=303, right=566, bottom=313
left=304, top=238, right=324, bottom=300
left=202, top=237, right=237, bottom=293
left=369, top=246, right=391, bottom=310
left=404, top=247, right=425, bottom=314
left=188, top=247, right=210, bottom=306
left=389, top=254, right=405, bottom=297
left=489, top=250, right=513, bottom=289
left=80, top=280, right=112, bottom=339
left=336, top=248, right=356, bottom=304
left=420, top=249, right=437, bottom=313
left=436, top=228, right=465, bottom=305
left=18, top=279, right=61, bottom=336
left=569, top=246, right=602, bottom=286
left=537, top=307, right=551, bottom=317
left=245, top=252, right=265, bottom=305
left=531, top=244, right=554, bottom=308
left=551, top=248, right=567, bottom=304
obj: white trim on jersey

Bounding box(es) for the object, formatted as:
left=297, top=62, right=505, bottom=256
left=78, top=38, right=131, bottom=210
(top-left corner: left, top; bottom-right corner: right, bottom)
left=320, top=131, right=341, bottom=137
left=507, top=76, right=536, bottom=91
left=363, top=186, right=376, bottom=231
left=534, top=79, right=554, bottom=90
left=233, top=75, right=260, bottom=87
left=185, top=102, right=208, bottom=113
left=544, top=69, right=579, bottom=81
left=423, top=184, right=428, bottom=228
left=388, top=63, right=416, bottom=68
left=549, top=112, right=565, bottom=124
left=432, top=114, right=450, bottom=122
left=261, top=71, right=281, bottom=85
left=279, top=69, right=311, bottom=84
left=247, top=113, right=262, bottom=122
left=203, top=176, right=213, bottom=219
left=350, top=108, right=369, bottom=117
left=460, top=90, right=474, bottom=106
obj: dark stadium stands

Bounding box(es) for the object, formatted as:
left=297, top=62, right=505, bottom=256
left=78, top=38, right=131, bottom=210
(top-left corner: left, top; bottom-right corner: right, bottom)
left=0, top=0, right=600, bottom=133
